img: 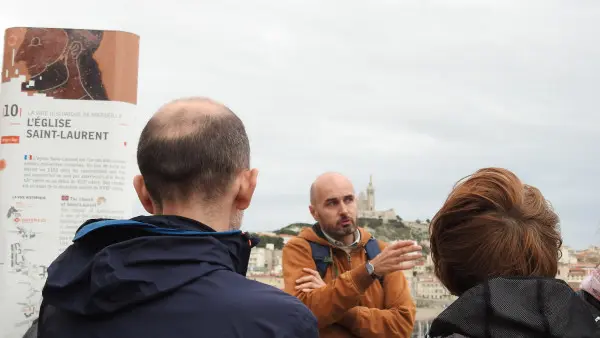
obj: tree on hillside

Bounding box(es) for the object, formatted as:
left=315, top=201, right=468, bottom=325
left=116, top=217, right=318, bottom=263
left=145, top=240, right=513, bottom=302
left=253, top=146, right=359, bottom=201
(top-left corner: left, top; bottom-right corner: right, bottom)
left=357, top=217, right=384, bottom=229
left=251, top=234, right=285, bottom=250
left=388, top=219, right=406, bottom=228
left=274, top=223, right=312, bottom=235
left=275, top=228, right=299, bottom=236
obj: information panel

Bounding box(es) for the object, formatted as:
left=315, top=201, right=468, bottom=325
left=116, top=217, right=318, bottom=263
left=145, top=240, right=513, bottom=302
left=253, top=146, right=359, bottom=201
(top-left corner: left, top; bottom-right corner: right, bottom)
left=0, top=27, right=139, bottom=337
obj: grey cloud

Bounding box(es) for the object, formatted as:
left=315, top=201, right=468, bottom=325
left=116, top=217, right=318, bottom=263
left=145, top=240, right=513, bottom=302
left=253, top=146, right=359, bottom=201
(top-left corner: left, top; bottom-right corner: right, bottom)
left=2, top=0, right=598, bottom=248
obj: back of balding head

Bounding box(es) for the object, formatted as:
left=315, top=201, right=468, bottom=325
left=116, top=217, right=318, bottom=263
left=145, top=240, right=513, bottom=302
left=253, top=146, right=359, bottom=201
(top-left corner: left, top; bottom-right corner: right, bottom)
left=149, top=97, right=233, bottom=139
left=137, top=97, right=250, bottom=206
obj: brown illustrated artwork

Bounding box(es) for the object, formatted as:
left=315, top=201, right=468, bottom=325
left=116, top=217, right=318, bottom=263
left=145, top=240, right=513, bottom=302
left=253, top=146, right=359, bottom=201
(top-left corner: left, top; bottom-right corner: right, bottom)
left=2, top=27, right=139, bottom=104
left=16, top=28, right=107, bottom=100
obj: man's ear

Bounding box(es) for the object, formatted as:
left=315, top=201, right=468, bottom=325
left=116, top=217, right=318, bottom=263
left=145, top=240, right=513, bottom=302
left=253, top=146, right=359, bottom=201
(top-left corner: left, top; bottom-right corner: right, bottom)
left=309, top=205, right=319, bottom=222
left=133, top=175, right=155, bottom=214
left=234, top=168, right=259, bottom=211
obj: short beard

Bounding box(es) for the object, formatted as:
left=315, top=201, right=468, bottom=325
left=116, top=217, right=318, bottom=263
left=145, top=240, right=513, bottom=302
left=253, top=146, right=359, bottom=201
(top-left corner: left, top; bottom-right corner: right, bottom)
left=229, top=209, right=244, bottom=231
left=322, top=222, right=357, bottom=241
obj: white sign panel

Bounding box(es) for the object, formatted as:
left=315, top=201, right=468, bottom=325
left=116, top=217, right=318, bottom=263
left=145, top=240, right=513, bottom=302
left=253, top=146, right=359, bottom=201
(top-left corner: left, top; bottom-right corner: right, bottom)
left=0, top=27, right=140, bottom=338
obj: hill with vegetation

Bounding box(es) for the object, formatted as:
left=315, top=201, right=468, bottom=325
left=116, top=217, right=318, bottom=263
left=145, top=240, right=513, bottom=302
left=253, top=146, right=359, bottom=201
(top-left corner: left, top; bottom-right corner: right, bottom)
left=249, top=233, right=285, bottom=250
left=272, top=217, right=430, bottom=253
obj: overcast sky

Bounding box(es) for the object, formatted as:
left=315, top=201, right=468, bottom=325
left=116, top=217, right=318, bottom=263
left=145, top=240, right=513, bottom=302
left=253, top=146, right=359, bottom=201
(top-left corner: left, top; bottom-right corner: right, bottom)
left=2, top=0, right=598, bottom=249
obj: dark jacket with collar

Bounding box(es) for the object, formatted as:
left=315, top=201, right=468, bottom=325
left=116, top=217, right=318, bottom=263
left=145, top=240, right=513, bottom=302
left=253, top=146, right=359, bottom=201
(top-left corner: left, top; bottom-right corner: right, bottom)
left=427, top=277, right=598, bottom=338
left=36, top=215, right=318, bottom=338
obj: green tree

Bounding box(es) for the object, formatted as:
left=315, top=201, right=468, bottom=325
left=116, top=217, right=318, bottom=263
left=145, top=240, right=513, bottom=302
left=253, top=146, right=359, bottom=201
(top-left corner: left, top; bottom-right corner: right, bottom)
left=251, top=234, right=285, bottom=250
left=274, top=228, right=299, bottom=236
left=274, top=223, right=312, bottom=235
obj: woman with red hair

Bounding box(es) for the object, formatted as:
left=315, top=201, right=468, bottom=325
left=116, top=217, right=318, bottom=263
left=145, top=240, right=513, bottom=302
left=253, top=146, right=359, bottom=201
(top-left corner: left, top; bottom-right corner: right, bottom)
left=427, top=167, right=597, bottom=337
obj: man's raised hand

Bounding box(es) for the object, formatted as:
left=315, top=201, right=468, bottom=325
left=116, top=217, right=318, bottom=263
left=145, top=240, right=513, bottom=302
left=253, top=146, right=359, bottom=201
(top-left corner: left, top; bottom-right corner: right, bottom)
left=369, top=240, right=422, bottom=276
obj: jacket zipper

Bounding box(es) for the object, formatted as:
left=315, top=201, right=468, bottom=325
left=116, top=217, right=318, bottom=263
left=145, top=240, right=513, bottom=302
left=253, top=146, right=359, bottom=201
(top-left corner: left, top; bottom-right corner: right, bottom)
left=347, top=253, right=352, bottom=268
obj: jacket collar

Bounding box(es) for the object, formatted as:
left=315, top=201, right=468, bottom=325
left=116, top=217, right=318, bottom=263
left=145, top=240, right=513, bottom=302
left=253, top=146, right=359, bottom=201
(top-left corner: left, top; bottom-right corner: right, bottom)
left=313, top=223, right=361, bottom=249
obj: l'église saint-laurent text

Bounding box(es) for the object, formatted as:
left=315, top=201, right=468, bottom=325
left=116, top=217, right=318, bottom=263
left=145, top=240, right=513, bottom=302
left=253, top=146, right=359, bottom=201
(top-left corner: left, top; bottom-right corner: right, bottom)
left=26, top=118, right=109, bottom=140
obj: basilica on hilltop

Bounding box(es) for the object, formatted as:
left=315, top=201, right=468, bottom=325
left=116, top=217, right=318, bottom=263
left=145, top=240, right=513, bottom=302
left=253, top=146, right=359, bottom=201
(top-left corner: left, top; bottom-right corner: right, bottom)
left=357, top=175, right=398, bottom=222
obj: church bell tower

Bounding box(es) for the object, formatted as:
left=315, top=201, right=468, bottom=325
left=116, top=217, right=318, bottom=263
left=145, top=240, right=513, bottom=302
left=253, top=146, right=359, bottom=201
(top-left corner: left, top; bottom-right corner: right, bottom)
left=366, top=174, right=375, bottom=211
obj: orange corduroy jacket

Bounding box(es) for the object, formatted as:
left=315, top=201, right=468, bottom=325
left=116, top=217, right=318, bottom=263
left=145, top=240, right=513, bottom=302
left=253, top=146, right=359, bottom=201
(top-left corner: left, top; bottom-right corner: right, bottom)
left=282, top=226, right=416, bottom=338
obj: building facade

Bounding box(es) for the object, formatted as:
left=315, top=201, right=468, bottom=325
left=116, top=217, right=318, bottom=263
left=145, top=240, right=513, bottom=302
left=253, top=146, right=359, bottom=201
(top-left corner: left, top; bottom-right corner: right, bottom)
left=248, top=243, right=282, bottom=275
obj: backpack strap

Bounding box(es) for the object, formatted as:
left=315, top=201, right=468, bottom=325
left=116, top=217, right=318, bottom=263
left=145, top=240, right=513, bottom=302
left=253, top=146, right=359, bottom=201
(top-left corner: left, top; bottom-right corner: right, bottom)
left=308, top=241, right=331, bottom=279
left=308, top=237, right=385, bottom=283
left=364, top=238, right=381, bottom=260
left=365, top=238, right=385, bottom=283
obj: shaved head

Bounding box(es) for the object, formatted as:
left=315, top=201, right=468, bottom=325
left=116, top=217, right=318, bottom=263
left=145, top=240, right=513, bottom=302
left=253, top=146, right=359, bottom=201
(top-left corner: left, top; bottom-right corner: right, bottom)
left=137, top=97, right=250, bottom=207
left=309, top=172, right=358, bottom=242
left=310, top=172, right=354, bottom=205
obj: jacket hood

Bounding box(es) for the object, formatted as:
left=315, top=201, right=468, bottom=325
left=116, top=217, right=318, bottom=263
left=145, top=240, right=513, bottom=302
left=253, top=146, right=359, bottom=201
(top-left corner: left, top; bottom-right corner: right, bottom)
left=428, top=277, right=598, bottom=338
left=42, top=215, right=258, bottom=317
left=298, top=223, right=372, bottom=247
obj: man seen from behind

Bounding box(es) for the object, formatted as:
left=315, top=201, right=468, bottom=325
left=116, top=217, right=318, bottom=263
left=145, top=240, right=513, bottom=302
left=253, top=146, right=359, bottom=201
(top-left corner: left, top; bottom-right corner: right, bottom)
left=37, top=97, right=319, bottom=338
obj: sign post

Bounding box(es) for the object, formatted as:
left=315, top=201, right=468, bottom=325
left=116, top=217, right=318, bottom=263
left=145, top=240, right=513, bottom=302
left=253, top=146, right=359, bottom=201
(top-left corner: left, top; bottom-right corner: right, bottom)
left=0, top=27, right=140, bottom=337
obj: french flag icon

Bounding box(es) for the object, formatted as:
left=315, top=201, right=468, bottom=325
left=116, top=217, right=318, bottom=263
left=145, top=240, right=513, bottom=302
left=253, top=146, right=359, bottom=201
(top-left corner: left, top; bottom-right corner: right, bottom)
left=24, top=154, right=32, bottom=160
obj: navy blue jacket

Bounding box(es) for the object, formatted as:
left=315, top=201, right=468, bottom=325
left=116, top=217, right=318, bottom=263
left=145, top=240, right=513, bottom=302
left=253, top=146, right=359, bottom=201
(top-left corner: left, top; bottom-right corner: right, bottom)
left=37, top=215, right=318, bottom=338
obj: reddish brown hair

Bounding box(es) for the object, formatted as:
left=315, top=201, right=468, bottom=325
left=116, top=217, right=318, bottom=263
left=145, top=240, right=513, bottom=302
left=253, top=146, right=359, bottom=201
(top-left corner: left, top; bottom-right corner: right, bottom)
left=429, top=167, right=562, bottom=295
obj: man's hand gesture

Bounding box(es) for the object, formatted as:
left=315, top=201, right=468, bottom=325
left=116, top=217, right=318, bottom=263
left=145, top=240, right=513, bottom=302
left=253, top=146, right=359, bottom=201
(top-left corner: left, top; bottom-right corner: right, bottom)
left=370, top=240, right=422, bottom=276
left=295, top=268, right=326, bottom=293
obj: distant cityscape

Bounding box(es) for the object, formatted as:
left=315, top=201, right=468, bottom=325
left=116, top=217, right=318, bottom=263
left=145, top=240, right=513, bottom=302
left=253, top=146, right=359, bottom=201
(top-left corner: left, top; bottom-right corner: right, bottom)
left=246, top=176, right=594, bottom=337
